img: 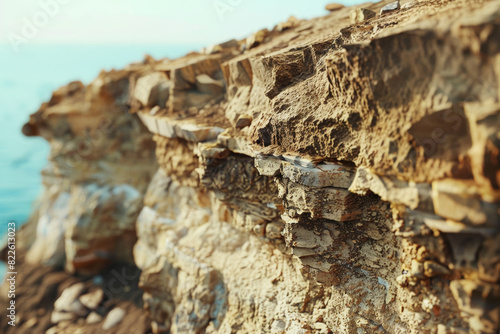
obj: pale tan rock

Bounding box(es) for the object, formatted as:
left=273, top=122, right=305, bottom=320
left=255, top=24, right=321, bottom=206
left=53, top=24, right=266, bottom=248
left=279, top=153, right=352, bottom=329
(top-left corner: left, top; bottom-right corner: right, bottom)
left=195, top=74, right=224, bottom=95
left=142, top=116, right=225, bottom=142
left=254, top=156, right=283, bottom=176
left=102, top=307, right=126, bottom=330
left=246, top=29, right=268, bottom=49
left=276, top=16, right=300, bottom=32
left=86, top=311, right=103, bottom=324
left=51, top=311, right=78, bottom=324
left=79, top=289, right=103, bottom=310
left=25, top=189, right=69, bottom=266
left=134, top=72, right=169, bottom=107
left=350, top=167, right=432, bottom=211
left=54, top=283, right=86, bottom=314
left=281, top=161, right=355, bottom=188
left=282, top=181, right=362, bottom=221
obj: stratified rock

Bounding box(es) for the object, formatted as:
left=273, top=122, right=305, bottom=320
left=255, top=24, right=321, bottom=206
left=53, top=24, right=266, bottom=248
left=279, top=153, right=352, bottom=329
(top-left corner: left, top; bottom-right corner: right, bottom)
left=13, top=1, right=500, bottom=333
left=134, top=72, right=169, bottom=107
left=275, top=16, right=300, bottom=32
left=51, top=311, right=77, bottom=324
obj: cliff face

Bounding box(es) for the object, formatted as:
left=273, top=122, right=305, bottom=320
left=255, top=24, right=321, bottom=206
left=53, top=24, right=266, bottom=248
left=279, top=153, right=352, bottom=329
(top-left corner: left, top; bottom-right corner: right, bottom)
left=21, top=72, right=157, bottom=273
left=6, top=0, right=500, bottom=333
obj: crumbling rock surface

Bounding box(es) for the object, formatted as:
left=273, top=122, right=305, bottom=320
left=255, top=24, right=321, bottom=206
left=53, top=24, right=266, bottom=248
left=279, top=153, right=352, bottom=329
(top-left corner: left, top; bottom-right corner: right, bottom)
left=6, top=0, right=500, bottom=333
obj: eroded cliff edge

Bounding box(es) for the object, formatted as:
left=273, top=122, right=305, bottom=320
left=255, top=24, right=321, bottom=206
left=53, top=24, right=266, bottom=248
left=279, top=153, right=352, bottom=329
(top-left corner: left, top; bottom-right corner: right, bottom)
left=3, top=0, right=500, bottom=333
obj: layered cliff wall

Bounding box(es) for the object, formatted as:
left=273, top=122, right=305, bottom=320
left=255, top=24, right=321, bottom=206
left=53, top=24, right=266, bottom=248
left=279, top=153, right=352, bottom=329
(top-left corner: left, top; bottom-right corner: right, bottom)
left=3, top=0, right=500, bottom=333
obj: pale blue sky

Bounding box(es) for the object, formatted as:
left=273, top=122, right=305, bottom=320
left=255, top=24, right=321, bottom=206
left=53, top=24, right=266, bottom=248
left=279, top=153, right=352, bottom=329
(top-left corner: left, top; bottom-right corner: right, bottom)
left=1, top=0, right=367, bottom=45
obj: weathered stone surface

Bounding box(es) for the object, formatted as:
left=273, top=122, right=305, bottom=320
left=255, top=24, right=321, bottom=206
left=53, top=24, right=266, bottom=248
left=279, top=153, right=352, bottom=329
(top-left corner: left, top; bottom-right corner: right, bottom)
left=380, top=1, right=400, bottom=15
left=278, top=180, right=362, bottom=221
left=432, top=179, right=499, bottom=227
left=11, top=1, right=500, bottom=333
left=54, top=283, right=86, bottom=315
left=64, top=183, right=143, bottom=274
left=20, top=68, right=157, bottom=274
left=350, top=167, right=433, bottom=211
left=102, top=307, right=126, bottom=330
left=275, top=16, right=300, bottom=32
left=255, top=155, right=355, bottom=189
left=350, top=8, right=376, bottom=24
left=139, top=112, right=225, bottom=142
left=79, top=289, right=103, bottom=310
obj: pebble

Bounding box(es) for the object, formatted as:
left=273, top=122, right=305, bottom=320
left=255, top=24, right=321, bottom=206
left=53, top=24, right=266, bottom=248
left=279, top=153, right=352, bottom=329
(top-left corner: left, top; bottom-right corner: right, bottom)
left=102, top=307, right=126, bottom=330
left=86, top=311, right=104, bottom=324
left=54, top=283, right=86, bottom=315
left=271, top=319, right=287, bottom=333
left=79, top=289, right=104, bottom=310
left=46, top=327, right=59, bottom=334
left=51, top=311, right=77, bottom=324
left=24, top=317, right=38, bottom=328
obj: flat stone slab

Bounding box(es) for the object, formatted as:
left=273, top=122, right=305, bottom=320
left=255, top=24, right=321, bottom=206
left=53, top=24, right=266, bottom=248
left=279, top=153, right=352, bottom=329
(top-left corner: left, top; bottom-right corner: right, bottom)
left=255, top=155, right=355, bottom=188
left=349, top=167, right=433, bottom=212
left=282, top=162, right=354, bottom=188
left=217, top=131, right=257, bottom=157
left=137, top=112, right=224, bottom=142
left=254, top=156, right=282, bottom=176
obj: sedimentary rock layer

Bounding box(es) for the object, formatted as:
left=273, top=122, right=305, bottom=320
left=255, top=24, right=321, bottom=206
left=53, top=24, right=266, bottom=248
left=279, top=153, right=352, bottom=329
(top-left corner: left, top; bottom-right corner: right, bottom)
left=9, top=0, right=500, bottom=333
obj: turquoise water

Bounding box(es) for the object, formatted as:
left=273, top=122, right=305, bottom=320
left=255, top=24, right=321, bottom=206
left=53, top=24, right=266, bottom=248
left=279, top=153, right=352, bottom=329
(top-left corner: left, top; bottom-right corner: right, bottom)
left=0, top=43, right=202, bottom=239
